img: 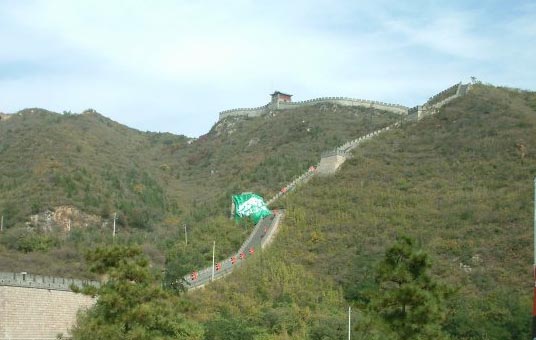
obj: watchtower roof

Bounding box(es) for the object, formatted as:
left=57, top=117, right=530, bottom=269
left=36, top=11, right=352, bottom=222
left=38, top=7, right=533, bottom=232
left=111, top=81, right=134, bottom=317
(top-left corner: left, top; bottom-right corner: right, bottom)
left=271, top=91, right=293, bottom=97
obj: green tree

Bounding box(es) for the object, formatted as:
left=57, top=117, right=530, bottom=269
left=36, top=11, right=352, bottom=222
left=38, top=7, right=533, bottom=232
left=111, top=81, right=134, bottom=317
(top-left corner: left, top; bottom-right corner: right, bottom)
left=370, top=236, right=449, bottom=340
left=71, top=245, right=203, bottom=340
left=204, top=316, right=267, bottom=340
left=163, top=245, right=195, bottom=293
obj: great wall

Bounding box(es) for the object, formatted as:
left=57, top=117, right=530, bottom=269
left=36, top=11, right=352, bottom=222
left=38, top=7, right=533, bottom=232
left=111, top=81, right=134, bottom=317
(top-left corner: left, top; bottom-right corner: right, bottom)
left=0, top=82, right=471, bottom=339
left=0, top=272, right=99, bottom=340
left=218, top=82, right=469, bottom=121
left=218, top=93, right=409, bottom=120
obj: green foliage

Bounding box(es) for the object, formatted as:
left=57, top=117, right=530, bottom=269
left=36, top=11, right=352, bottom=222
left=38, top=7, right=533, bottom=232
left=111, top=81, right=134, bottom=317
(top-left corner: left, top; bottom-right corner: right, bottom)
left=178, top=85, right=536, bottom=338
left=2, top=85, right=536, bottom=338
left=0, top=103, right=396, bottom=279
left=163, top=245, right=197, bottom=293
left=369, top=236, right=449, bottom=339
left=307, top=314, right=347, bottom=340
left=0, top=228, right=60, bottom=252
left=203, top=315, right=267, bottom=340
left=444, top=290, right=530, bottom=340
left=71, top=245, right=203, bottom=340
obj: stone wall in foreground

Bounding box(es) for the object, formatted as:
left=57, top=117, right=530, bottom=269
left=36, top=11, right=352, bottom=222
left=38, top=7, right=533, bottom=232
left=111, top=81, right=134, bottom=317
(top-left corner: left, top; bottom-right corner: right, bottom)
left=0, top=285, right=95, bottom=340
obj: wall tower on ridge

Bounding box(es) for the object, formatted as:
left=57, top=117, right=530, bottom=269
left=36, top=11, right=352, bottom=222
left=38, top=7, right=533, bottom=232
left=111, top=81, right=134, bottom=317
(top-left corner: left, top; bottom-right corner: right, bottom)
left=270, top=91, right=293, bottom=109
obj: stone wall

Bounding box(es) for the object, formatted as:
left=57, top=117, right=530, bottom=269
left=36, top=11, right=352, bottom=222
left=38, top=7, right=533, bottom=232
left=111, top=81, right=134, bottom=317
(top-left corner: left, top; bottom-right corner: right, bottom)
left=218, top=96, right=409, bottom=120
left=0, top=272, right=98, bottom=340
left=218, top=83, right=472, bottom=121
left=218, top=104, right=269, bottom=120
left=408, top=83, right=472, bottom=121
left=278, top=97, right=409, bottom=115
left=0, top=285, right=95, bottom=340
left=0, top=272, right=99, bottom=291
left=316, top=154, right=348, bottom=176
left=426, top=83, right=460, bottom=105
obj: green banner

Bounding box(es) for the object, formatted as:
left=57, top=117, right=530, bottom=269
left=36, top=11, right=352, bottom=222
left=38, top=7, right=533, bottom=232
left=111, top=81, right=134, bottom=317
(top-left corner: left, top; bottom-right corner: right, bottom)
left=232, top=193, right=272, bottom=223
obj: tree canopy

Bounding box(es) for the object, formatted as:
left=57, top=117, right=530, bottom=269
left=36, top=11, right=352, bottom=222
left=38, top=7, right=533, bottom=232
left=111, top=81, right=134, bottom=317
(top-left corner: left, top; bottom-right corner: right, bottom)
left=71, top=245, right=203, bottom=340
left=370, top=236, right=450, bottom=340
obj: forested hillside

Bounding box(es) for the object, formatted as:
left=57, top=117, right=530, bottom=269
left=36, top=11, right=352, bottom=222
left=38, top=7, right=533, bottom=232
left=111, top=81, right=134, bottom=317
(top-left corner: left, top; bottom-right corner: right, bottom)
left=179, top=85, right=536, bottom=339
left=0, top=103, right=399, bottom=277
left=1, top=84, right=535, bottom=338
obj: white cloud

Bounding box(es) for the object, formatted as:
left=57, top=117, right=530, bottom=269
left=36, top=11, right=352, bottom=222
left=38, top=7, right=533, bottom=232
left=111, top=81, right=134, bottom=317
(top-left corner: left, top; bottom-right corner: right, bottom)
left=1, top=0, right=535, bottom=136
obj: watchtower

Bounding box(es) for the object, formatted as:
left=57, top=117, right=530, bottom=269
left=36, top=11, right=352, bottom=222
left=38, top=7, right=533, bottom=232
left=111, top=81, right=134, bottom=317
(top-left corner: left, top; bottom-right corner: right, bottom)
left=270, top=91, right=292, bottom=109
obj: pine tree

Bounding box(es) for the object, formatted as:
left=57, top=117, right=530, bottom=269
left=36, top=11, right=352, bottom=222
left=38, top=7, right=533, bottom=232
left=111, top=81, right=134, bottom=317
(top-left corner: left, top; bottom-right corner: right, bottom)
left=71, top=245, right=203, bottom=340
left=370, top=236, right=450, bottom=340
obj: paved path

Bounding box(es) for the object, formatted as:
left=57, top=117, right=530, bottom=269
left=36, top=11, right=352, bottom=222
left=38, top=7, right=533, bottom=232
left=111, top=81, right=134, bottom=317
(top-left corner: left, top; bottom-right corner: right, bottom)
left=184, top=210, right=284, bottom=289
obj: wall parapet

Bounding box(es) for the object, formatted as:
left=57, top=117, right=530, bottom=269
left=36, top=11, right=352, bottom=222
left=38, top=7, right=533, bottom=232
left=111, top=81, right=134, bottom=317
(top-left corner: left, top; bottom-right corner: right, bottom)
left=0, top=271, right=100, bottom=292
left=219, top=105, right=269, bottom=120
left=280, top=96, right=408, bottom=111
left=320, top=149, right=349, bottom=158
left=426, top=83, right=460, bottom=105
left=218, top=95, right=409, bottom=120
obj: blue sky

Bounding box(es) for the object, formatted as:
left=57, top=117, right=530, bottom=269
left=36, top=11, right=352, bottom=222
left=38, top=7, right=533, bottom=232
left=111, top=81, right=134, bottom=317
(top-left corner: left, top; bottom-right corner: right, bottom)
left=1, top=0, right=534, bottom=137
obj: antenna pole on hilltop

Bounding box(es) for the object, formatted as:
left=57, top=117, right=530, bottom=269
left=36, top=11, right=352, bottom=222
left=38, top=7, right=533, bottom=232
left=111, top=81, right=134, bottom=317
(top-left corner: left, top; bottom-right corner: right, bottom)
left=533, top=177, right=536, bottom=340
left=184, top=224, right=188, bottom=246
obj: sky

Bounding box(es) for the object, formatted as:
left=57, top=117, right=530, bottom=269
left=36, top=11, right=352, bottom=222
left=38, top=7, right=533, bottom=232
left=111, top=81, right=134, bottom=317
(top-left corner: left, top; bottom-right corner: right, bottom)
left=1, top=0, right=535, bottom=137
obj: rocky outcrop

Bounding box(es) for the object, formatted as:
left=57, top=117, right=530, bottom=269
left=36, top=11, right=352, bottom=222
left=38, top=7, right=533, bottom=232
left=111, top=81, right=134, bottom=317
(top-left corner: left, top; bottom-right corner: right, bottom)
left=28, top=206, right=108, bottom=232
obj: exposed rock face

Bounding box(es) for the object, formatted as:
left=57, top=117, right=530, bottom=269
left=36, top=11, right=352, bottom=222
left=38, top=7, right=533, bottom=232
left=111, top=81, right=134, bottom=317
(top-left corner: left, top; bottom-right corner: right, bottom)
left=28, top=206, right=108, bottom=232
left=248, top=137, right=260, bottom=147
left=0, top=112, right=12, bottom=121
left=213, top=116, right=241, bottom=136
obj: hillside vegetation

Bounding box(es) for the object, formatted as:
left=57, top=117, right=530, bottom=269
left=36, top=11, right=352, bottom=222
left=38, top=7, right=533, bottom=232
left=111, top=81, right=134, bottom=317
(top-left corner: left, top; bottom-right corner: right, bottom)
left=2, top=84, right=534, bottom=338
left=0, top=104, right=399, bottom=277
left=178, top=85, right=536, bottom=339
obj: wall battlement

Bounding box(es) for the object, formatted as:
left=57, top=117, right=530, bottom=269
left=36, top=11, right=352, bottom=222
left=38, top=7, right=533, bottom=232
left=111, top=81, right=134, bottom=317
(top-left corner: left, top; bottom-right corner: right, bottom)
left=0, top=271, right=100, bottom=292
left=407, top=83, right=471, bottom=121
left=278, top=97, right=408, bottom=114
left=218, top=83, right=472, bottom=121
left=0, top=273, right=98, bottom=339
left=426, top=83, right=461, bottom=105
left=218, top=104, right=269, bottom=120
left=218, top=95, right=409, bottom=120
